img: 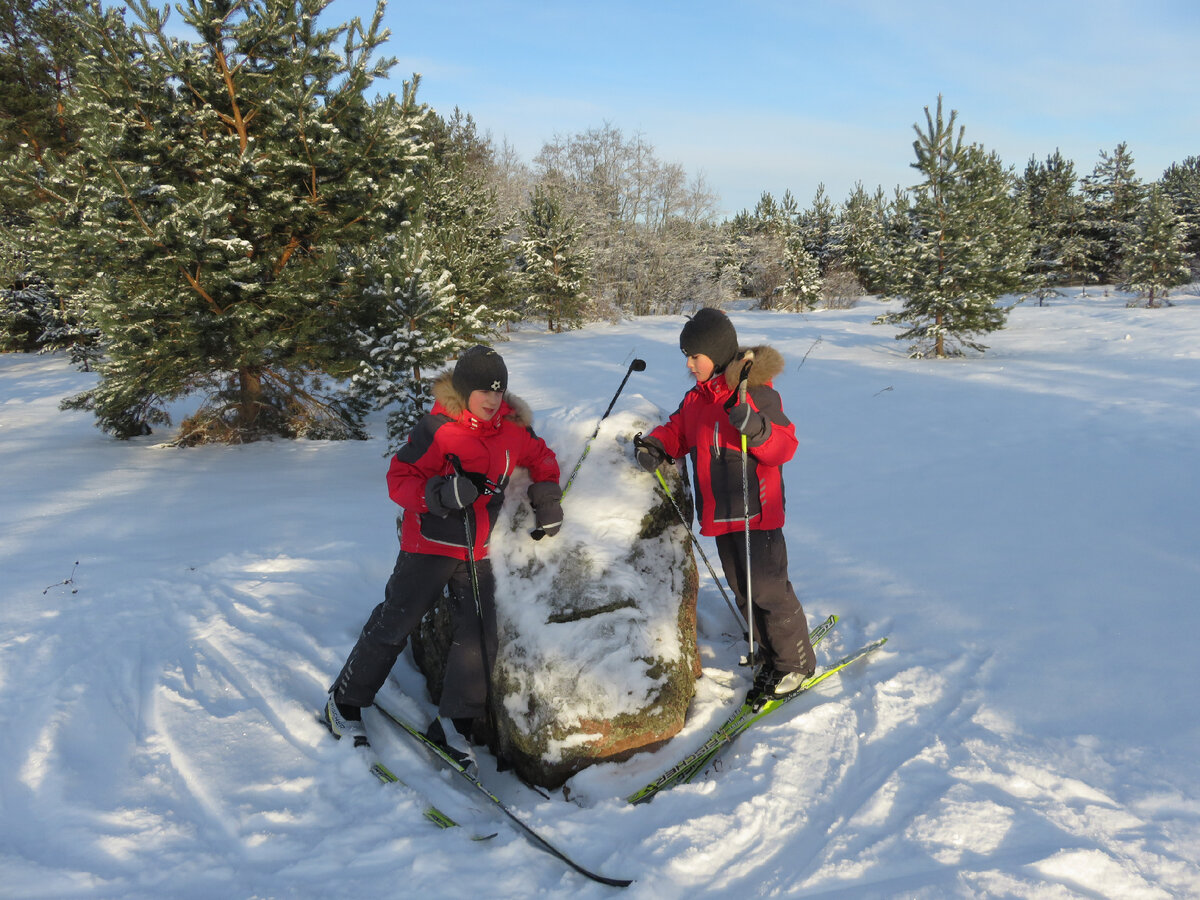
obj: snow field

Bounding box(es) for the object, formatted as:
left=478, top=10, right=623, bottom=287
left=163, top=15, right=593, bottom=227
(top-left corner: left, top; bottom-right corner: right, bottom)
left=1, top=289, right=1198, bottom=897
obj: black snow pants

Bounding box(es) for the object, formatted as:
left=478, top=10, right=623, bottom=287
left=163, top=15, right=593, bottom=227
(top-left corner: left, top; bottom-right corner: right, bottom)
left=715, top=527, right=815, bottom=676
left=331, top=549, right=496, bottom=719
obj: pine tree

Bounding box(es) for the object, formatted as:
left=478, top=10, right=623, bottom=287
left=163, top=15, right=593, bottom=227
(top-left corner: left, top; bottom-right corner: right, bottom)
left=1121, top=184, right=1190, bottom=307
left=725, top=191, right=788, bottom=307
left=1080, top=143, right=1145, bottom=285
left=1160, top=156, right=1200, bottom=272
left=715, top=213, right=764, bottom=302
left=748, top=189, right=799, bottom=238
left=839, top=182, right=888, bottom=293
left=17, top=0, right=427, bottom=441
left=0, top=0, right=79, bottom=170
left=1019, top=150, right=1086, bottom=304
left=421, top=110, right=520, bottom=336
left=352, top=234, right=479, bottom=451
left=0, top=260, right=63, bottom=352
left=346, top=110, right=522, bottom=453
left=519, top=184, right=591, bottom=332
left=875, top=97, right=1030, bottom=358
left=0, top=241, right=41, bottom=351
left=797, top=183, right=837, bottom=273
left=0, top=0, right=90, bottom=354
left=745, top=185, right=840, bottom=309
left=779, top=231, right=822, bottom=312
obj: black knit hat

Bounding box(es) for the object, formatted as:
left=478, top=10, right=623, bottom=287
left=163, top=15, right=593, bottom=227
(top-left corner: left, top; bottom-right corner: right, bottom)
left=452, top=345, right=508, bottom=398
left=679, top=308, right=738, bottom=371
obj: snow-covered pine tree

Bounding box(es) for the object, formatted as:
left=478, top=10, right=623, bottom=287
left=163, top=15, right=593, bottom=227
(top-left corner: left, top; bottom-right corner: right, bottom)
left=420, top=110, right=520, bottom=336
left=0, top=0, right=79, bottom=171
left=1160, top=156, right=1200, bottom=273
left=1121, top=184, right=1191, bottom=307
left=726, top=190, right=793, bottom=308
left=797, top=183, right=837, bottom=274
left=757, top=190, right=797, bottom=233
left=716, top=202, right=765, bottom=305
left=519, top=184, right=591, bottom=332
left=780, top=233, right=822, bottom=312
left=352, top=234, right=480, bottom=451
left=839, top=182, right=888, bottom=294
left=3, top=256, right=93, bottom=369
left=345, top=111, right=519, bottom=452
left=1080, top=143, right=1145, bottom=286
left=875, top=97, right=1030, bottom=358
left=0, top=243, right=44, bottom=351
left=1019, top=150, right=1086, bottom=305
left=0, top=0, right=94, bottom=356
left=0, top=224, right=100, bottom=360
left=20, top=0, right=427, bottom=440
left=713, top=212, right=756, bottom=302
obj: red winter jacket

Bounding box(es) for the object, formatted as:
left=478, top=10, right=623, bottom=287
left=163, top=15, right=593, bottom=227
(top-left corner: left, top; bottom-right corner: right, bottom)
left=388, top=371, right=560, bottom=561
left=648, top=346, right=797, bottom=536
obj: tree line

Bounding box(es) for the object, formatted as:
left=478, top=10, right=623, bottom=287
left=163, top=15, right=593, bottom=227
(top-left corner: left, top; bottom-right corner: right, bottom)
left=2, top=0, right=1197, bottom=444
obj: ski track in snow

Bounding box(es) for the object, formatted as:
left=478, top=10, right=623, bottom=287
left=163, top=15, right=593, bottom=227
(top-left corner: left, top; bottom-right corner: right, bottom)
left=2, top=292, right=1200, bottom=898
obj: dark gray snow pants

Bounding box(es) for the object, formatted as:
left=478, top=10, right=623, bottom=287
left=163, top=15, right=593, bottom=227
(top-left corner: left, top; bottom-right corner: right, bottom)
left=715, top=528, right=815, bottom=676
left=331, top=550, right=496, bottom=719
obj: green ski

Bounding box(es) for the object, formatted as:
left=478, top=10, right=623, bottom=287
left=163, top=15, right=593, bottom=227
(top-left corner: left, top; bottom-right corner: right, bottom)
left=629, top=621, right=885, bottom=804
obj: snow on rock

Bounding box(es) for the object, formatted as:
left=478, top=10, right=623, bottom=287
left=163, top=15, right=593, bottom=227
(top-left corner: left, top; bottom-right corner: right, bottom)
left=484, top=408, right=701, bottom=787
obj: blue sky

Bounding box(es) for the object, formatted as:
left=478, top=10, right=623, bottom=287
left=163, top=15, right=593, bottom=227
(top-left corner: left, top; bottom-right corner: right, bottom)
left=338, top=0, right=1197, bottom=217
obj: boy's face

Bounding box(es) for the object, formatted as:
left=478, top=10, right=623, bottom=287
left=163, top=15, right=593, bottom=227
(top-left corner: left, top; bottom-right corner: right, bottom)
left=685, top=352, right=716, bottom=383
left=467, top=389, right=503, bottom=421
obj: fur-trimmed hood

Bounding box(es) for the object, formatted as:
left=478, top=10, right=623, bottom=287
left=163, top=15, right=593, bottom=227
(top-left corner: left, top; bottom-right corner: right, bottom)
left=720, top=345, right=785, bottom=390
left=430, top=369, right=534, bottom=427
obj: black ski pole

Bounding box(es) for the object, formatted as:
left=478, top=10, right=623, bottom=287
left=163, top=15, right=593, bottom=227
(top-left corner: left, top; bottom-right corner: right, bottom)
left=531, top=356, right=646, bottom=540
left=445, top=453, right=502, bottom=759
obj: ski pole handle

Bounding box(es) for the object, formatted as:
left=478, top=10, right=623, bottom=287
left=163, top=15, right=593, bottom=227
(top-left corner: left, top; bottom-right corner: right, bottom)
left=724, top=358, right=753, bottom=412
left=600, top=357, right=646, bottom=421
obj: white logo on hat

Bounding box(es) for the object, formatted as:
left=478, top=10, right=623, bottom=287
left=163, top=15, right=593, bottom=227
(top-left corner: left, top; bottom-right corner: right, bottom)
left=491, top=380, right=502, bottom=390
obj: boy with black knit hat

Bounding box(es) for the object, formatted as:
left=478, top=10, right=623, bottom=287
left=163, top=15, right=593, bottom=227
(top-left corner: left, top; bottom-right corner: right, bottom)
left=323, top=345, right=562, bottom=759
left=636, top=308, right=815, bottom=694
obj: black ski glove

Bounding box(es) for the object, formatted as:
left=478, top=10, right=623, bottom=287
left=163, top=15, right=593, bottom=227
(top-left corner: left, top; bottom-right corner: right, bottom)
left=527, top=480, right=564, bottom=538
left=633, top=432, right=669, bottom=473
left=426, top=473, right=479, bottom=517
left=728, top=403, right=771, bottom=447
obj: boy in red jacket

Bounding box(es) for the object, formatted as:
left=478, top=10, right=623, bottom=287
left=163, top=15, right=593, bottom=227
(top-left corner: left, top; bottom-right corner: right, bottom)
left=323, top=346, right=561, bottom=752
left=636, top=308, right=815, bottom=694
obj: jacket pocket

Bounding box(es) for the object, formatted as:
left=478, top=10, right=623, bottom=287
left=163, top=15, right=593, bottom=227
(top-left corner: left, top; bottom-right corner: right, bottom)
left=419, top=512, right=470, bottom=549
left=708, top=453, right=762, bottom=524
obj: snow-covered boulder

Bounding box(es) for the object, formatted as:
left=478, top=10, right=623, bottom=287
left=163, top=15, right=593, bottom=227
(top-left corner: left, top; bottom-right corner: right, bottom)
left=415, top=407, right=700, bottom=788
